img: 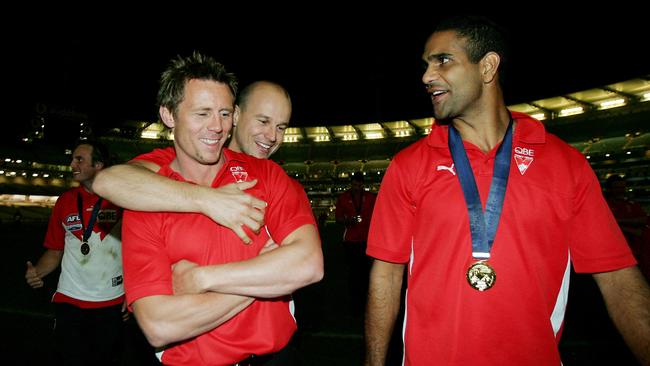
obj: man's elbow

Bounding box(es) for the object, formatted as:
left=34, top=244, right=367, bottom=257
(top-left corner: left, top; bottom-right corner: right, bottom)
left=138, top=316, right=185, bottom=348
left=91, top=169, right=111, bottom=198
left=133, top=305, right=180, bottom=348
left=301, top=252, right=324, bottom=286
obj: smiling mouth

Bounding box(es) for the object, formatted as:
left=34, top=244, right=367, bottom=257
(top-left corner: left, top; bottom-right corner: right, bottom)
left=429, top=89, right=448, bottom=103
left=200, top=138, right=221, bottom=145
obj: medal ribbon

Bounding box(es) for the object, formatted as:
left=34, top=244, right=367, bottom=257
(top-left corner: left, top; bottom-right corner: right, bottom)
left=448, top=119, right=513, bottom=260
left=77, top=193, right=103, bottom=244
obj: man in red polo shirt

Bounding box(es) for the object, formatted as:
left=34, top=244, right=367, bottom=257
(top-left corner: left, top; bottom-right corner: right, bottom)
left=121, top=52, right=323, bottom=365
left=365, top=16, right=650, bottom=366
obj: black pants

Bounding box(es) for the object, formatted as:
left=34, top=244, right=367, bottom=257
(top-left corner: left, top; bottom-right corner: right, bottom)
left=54, top=302, right=124, bottom=366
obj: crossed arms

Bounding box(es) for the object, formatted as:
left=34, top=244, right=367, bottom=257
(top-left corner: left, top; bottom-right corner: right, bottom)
left=95, top=160, right=323, bottom=347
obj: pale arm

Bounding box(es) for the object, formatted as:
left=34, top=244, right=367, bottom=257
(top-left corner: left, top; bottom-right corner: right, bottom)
left=132, top=292, right=253, bottom=348
left=92, top=161, right=267, bottom=243
left=364, top=259, right=405, bottom=366
left=176, top=224, right=323, bottom=298
left=594, top=266, right=650, bottom=365
left=25, top=249, right=63, bottom=288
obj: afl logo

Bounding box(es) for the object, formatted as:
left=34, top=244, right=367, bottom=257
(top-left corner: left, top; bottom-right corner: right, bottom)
left=65, top=214, right=82, bottom=231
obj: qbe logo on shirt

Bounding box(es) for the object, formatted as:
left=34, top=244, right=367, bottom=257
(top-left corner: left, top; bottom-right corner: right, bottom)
left=97, top=209, right=118, bottom=223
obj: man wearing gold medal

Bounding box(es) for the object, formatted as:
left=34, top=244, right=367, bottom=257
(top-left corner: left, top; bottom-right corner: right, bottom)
left=25, top=141, right=126, bottom=365
left=365, top=16, right=650, bottom=366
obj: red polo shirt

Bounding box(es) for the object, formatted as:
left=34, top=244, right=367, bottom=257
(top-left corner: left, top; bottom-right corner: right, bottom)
left=367, top=112, right=636, bottom=365
left=123, top=148, right=316, bottom=365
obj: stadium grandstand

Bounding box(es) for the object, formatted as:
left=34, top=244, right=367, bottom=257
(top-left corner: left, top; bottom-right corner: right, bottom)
left=1, top=76, right=649, bottom=222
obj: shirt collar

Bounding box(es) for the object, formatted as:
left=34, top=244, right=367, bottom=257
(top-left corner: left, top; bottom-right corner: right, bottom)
left=425, top=110, right=546, bottom=148
left=159, top=147, right=249, bottom=182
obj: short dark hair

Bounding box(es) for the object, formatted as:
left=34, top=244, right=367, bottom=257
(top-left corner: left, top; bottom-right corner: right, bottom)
left=157, top=51, right=238, bottom=116
left=435, top=16, right=510, bottom=82
left=75, top=139, right=110, bottom=167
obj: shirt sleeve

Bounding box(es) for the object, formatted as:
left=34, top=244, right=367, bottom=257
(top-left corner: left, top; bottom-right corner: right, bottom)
left=129, top=147, right=176, bottom=167
left=569, top=159, right=637, bottom=273
left=264, top=165, right=317, bottom=244
left=122, top=210, right=174, bottom=306
left=366, top=155, right=415, bottom=264
left=43, top=194, right=66, bottom=250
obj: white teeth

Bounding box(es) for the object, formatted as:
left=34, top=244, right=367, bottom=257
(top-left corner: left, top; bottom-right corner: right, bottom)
left=257, top=142, right=271, bottom=149
left=432, top=90, right=446, bottom=96
left=200, top=138, right=220, bottom=145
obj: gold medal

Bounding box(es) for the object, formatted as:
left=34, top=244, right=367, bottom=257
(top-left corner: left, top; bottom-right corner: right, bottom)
left=80, top=242, right=90, bottom=255
left=466, top=261, right=496, bottom=291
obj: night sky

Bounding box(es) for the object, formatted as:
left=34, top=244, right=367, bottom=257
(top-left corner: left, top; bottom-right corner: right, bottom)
left=7, top=12, right=648, bottom=141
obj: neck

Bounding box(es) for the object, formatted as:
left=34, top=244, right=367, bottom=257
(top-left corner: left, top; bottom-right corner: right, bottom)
left=80, top=180, right=95, bottom=195
left=451, top=105, right=511, bottom=153
left=227, top=139, right=242, bottom=154
left=171, top=155, right=225, bottom=187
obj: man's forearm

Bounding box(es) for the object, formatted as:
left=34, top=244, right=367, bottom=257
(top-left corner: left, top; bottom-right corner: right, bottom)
left=594, top=266, right=650, bottom=365
left=133, top=292, right=254, bottom=348
left=93, top=163, right=203, bottom=212
left=35, top=249, right=64, bottom=278
left=365, top=260, right=405, bottom=366
left=194, top=224, right=323, bottom=298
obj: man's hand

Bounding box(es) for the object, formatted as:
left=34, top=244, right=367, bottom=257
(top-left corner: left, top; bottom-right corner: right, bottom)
left=25, top=261, right=44, bottom=289
left=172, top=259, right=202, bottom=295
left=198, top=180, right=267, bottom=244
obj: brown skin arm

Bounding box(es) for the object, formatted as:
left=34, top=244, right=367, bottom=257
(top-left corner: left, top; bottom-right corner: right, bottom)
left=364, top=259, right=405, bottom=366
left=594, top=266, right=650, bottom=365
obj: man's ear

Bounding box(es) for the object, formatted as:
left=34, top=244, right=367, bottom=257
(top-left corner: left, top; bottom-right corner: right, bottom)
left=160, top=106, right=175, bottom=129
left=93, top=161, right=104, bottom=170
left=480, top=52, right=500, bottom=83
left=233, top=105, right=241, bottom=128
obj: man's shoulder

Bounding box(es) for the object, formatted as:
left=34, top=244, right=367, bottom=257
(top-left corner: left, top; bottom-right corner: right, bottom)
left=226, top=149, right=285, bottom=174
left=59, top=186, right=82, bottom=200
left=131, top=146, right=175, bottom=166
left=393, top=136, right=439, bottom=166
left=513, top=112, right=584, bottom=160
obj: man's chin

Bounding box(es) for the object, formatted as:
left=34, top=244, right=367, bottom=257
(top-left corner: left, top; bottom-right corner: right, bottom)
left=245, top=147, right=270, bottom=160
